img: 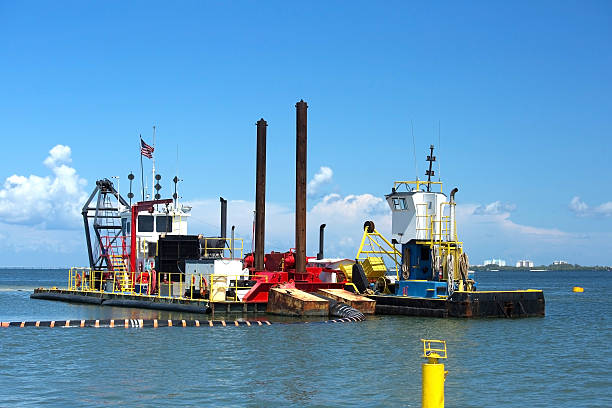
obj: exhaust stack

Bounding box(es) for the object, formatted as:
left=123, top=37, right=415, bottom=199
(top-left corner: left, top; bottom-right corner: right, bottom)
left=295, top=100, right=308, bottom=274
left=317, top=224, right=326, bottom=260
left=449, top=187, right=458, bottom=241
left=231, top=225, right=235, bottom=259
left=220, top=197, right=227, bottom=239
left=255, top=118, right=267, bottom=270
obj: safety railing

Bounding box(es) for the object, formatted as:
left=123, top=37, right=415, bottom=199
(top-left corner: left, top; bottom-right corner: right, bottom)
left=394, top=180, right=443, bottom=193
left=69, top=267, right=94, bottom=291
left=200, top=237, right=244, bottom=259
left=66, top=268, right=273, bottom=302
left=410, top=202, right=465, bottom=289
left=422, top=339, right=447, bottom=359
left=415, top=202, right=432, bottom=240
left=99, top=235, right=129, bottom=269
left=69, top=267, right=135, bottom=293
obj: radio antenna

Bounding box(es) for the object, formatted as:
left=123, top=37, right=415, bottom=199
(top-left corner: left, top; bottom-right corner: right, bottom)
left=412, top=121, right=418, bottom=182
left=438, top=120, right=441, bottom=181
left=152, top=125, right=156, bottom=200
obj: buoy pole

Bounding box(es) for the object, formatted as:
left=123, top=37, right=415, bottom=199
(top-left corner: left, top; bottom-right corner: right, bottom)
left=421, top=339, right=448, bottom=408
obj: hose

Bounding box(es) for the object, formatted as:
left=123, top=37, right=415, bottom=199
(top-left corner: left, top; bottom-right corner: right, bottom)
left=458, top=252, right=471, bottom=289
left=310, top=292, right=366, bottom=321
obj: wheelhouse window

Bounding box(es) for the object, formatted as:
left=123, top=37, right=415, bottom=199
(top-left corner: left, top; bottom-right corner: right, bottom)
left=156, top=216, right=173, bottom=233
left=392, top=197, right=407, bottom=210
left=138, top=215, right=154, bottom=232
left=121, top=218, right=130, bottom=235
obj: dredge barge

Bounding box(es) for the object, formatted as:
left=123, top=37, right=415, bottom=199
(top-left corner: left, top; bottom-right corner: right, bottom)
left=346, top=145, right=544, bottom=317
left=32, top=100, right=544, bottom=318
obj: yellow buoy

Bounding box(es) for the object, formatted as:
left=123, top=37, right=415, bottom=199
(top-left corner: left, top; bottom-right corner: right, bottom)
left=421, top=339, right=448, bottom=408
left=572, top=286, right=584, bottom=293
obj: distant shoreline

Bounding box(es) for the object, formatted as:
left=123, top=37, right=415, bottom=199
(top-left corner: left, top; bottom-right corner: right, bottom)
left=472, top=265, right=611, bottom=272
left=0, top=267, right=69, bottom=270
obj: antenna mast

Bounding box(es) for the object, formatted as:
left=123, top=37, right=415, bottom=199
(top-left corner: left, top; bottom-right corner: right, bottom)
left=173, top=144, right=179, bottom=208
left=412, top=121, right=418, bottom=182
left=426, top=145, right=436, bottom=192
left=438, top=121, right=441, bottom=181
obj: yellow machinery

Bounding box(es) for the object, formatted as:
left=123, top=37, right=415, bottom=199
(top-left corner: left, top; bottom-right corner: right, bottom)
left=421, top=339, right=448, bottom=408
left=354, top=221, right=401, bottom=282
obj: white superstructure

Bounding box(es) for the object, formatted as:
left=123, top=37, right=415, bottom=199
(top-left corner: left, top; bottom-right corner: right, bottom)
left=387, top=189, right=449, bottom=243
left=120, top=201, right=191, bottom=271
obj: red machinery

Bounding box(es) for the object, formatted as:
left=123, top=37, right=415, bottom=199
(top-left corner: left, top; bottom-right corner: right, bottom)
left=242, top=249, right=346, bottom=302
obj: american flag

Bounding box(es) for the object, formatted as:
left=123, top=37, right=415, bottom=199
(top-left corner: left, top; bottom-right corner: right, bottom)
left=141, top=138, right=154, bottom=159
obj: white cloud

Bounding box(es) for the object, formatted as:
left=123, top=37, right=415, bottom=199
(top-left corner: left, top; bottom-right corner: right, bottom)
left=184, top=194, right=607, bottom=265
left=473, top=200, right=517, bottom=215
left=43, top=145, right=72, bottom=168
left=0, top=145, right=87, bottom=228
left=186, top=191, right=390, bottom=259
left=307, top=166, right=333, bottom=196
left=569, top=196, right=612, bottom=217
left=596, top=202, right=612, bottom=215
left=454, top=201, right=604, bottom=265
left=462, top=202, right=568, bottom=239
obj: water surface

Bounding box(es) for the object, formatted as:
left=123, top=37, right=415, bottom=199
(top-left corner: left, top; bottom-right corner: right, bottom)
left=0, top=269, right=610, bottom=407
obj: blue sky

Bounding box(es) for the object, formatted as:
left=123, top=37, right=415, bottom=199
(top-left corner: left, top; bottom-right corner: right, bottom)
left=0, top=1, right=610, bottom=266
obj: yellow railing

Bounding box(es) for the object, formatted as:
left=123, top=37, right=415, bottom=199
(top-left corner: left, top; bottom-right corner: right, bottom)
left=66, top=267, right=272, bottom=302
left=394, top=180, right=443, bottom=193
left=422, top=339, right=447, bottom=359
left=201, top=237, right=244, bottom=259
left=415, top=202, right=432, bottom=239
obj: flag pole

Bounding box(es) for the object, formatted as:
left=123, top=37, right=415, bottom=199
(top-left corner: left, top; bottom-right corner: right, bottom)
left=140, top=135, right=145, bottom=201
left=152, top=125, right=156, bottom=199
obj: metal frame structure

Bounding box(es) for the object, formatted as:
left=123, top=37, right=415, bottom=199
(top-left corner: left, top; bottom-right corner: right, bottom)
left=82, top=179, right=130, bottom=272
left=355, top=223, right=402, bottom=279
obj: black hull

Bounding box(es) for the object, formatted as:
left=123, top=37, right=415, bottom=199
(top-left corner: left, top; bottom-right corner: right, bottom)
left=31, top=288, right=544, bottom=318
left=369, top=290, right=545, bottom=318
left=31, top=288, right=268, bottom=314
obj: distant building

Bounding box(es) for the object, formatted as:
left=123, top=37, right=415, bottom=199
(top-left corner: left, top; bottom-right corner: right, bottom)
left=552, top=260, right=568, bottom=265
left=484, top=259, right=506, bottom=267
left=516, top=260, right=534, bottom=268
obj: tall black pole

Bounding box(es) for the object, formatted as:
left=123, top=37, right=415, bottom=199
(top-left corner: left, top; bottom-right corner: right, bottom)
left=255, top=118, right=267, bottom=271
left=295, top=100, right=308, bottom=274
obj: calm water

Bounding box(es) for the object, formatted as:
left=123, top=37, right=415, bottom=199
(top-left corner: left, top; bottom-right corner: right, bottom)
left=0, top=268, right=610, bottom=407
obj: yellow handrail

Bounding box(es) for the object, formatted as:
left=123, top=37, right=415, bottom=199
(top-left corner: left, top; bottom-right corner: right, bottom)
left=394, top=180, right=443, bottom=193
left=201, top=237, right=245, bottom=259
